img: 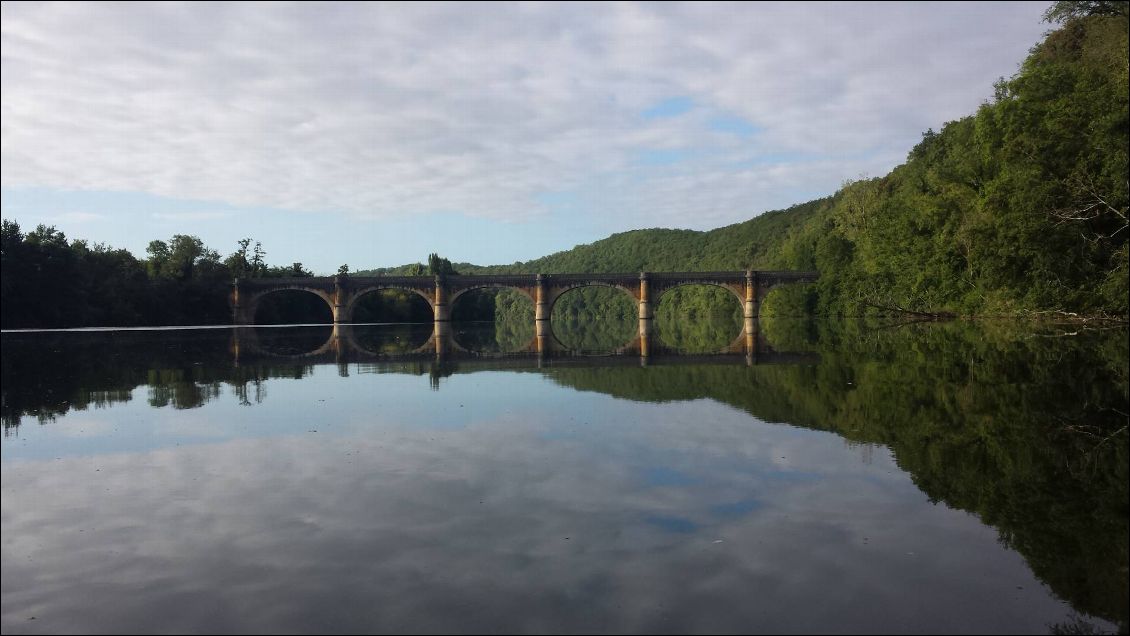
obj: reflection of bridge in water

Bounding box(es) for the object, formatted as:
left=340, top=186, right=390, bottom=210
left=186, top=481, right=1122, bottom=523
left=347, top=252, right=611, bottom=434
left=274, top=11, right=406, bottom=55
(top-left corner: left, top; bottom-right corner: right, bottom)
left=232, top=271, right=819, bottom=354
left=230, top=321, right=819, bottom=368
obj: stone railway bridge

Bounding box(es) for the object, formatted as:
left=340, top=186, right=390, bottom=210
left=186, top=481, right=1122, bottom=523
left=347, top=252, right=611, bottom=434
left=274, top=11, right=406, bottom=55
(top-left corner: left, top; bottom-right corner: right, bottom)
left=232, top=271, right=818, bottom=354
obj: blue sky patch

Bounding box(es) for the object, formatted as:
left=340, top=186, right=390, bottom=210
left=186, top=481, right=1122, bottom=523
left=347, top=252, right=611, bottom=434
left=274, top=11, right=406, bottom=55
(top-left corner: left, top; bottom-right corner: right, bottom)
left=635, top=149, right=690, bottom=166
left=642, top=96, right=694, bottom=119
left=644, top=466, right=698, bottom=487
left=711, top=499, right=764, bottom=518
left=645, top=515, right=699, bottom=534
left=709, top=114, right=760, bottom=136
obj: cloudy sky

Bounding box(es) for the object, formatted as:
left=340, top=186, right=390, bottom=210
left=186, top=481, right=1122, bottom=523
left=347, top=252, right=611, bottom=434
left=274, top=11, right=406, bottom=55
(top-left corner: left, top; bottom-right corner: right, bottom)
left=2, top=1, right=1049, bottom=273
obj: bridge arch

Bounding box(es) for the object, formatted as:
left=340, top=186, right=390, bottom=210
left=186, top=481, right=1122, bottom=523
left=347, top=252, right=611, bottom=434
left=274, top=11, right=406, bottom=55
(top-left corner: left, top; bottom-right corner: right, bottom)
left=652, top=281, right=745, bottom=308
left=447, top=286, right=537, bottom=353
left=545, top=283, right=639, bottom=353
left=232, top=324, right=339, bottom=359
left=241, top=287, right=336, bottom=325
left=345, top=285, right=436, bottom=323
left=652, top=283, right=745, bottom=353
left=545, top=281, right=639, bottom=317
left=448, top=284, right=536, bottom=310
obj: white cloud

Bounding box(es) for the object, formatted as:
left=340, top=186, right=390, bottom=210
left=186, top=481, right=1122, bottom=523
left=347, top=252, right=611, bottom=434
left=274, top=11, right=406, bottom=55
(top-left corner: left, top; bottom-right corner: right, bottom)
left=1, top=394, right=1078, bottom=633
left=53, top=211, right=105, bottom=223
left=1, top=2, right=1048, bottom=229
left=150, top=210, right=229, bottom=221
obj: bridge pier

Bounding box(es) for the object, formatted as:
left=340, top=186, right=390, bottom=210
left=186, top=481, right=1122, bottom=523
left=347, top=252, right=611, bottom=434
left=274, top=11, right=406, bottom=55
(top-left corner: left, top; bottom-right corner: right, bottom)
left=534, top=274, right=549, bottom=322
left=638, top=273, right=654, bottom=365
left=232, top=279, right=249, bottom=325
left=434, top=275, right=451, bottom=324
left=330, top=323, right=346, bottom=361
left=333, top=275, right=346, bottom=323
left=639, top=317, right=653, bottom=362
left=535, top=318, right=552, bottom=355
left=746, top=316, right=761, bottom=361
left=433, top=320, right=451, bottom=359
left=535, top=274, right=551, bottom=355
left=638, top=272, right=653, bottom=320
left=744, top=270, right=758, bottom=325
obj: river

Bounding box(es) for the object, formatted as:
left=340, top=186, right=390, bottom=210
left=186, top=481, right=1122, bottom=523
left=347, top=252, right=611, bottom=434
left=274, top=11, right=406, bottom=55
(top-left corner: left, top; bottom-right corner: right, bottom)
left=1, top=319, right=1126, bottom=634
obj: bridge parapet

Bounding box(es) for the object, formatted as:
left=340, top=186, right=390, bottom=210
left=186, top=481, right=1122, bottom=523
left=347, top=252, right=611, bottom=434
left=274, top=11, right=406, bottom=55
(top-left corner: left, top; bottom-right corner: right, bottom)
left=450, top=274, right=538, bottom=287
left=648, top=271, right=746, bottom=281
left=237, top=276, right=337, bottom=292
left=756, top=271, right=820, bottom=286
left=542, top=273, right=641, bottom=286
left=347, top=276, right=433, bottom=287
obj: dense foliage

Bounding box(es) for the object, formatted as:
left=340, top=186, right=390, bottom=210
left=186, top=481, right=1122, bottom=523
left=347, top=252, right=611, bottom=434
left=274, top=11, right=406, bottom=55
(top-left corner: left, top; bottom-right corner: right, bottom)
left=786, top=5, right=1129, bottom=316
left=0, top=223, right=341, bottom=328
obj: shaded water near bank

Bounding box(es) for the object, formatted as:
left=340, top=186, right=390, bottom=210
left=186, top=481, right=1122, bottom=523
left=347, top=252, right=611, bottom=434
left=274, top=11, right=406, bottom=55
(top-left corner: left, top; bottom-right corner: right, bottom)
left=1, top=320, right=1127, bottom=634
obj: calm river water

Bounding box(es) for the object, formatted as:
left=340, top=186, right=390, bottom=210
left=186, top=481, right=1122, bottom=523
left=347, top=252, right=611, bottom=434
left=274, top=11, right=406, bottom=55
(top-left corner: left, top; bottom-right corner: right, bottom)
left=1, top=321, right=1126, bottom=634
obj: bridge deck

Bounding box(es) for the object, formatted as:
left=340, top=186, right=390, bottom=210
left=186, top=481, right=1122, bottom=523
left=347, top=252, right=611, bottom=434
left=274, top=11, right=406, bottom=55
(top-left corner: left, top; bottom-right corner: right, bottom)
left=237, top=271, right=820, bottom=287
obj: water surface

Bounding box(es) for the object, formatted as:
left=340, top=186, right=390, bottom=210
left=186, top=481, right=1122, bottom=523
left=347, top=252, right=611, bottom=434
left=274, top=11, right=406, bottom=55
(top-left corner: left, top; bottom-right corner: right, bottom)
left=2, top=321, right=1126, bottom=634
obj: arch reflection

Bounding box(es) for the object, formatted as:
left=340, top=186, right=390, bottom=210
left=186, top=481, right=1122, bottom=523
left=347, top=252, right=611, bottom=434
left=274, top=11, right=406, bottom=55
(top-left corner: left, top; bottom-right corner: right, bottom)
left=231, top=319, right=785, bottom=367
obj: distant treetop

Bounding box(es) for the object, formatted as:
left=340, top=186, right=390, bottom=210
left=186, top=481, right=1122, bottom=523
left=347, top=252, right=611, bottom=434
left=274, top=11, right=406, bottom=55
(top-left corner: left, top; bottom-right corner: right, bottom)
left=1043, top=0, right=1129, bottom=23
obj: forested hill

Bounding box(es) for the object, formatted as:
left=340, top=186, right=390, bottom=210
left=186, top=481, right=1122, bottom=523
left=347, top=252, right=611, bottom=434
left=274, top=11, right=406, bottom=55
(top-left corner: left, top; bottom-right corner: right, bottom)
left=505, top=199, right=827, bottom=275
left=360, top=199, right=826, bottom=277
left=387, top=199, right=823, bottom=275
left=366, top=3, right=1129, bottom=317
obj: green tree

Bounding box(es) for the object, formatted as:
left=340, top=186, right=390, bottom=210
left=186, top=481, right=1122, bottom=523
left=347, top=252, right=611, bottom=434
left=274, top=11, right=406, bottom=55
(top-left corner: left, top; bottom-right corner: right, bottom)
left=1044, top=0, right=1129, bottom=22
left=427, top=253, right=457, bottom=276
left=224, top=238, right=253, bottom=279
left=250, top=241, right=266, bottom=276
